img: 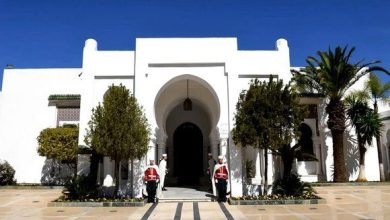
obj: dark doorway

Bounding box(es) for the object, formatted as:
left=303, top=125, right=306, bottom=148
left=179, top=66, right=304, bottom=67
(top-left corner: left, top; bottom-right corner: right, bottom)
left=297, top=123, right=315, bottom=161
left=173, top=122, right=203, bottom=186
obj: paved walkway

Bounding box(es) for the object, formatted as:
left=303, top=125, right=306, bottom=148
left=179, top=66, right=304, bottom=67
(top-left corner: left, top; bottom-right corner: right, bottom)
left=0, top=185, right=389, bottom=219
left=159, top=187, right=212, bottom=202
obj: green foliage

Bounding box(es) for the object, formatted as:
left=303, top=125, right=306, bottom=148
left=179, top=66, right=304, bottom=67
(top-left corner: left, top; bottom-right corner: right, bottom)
left=245, top=160, right=255, bottom=178
left=272, top=174, right=315, bottom=197
left=48, top=94, right=81, bottom=101
left=365, top=73, right=390, bottom=107
left=346, top=93, right=383, bottom=147
left=84, top=84, right=150, bottom=196
left=233, top=77, right=304, bottom=150
left=37, top=126, right=79, bottom=164
left=85, top=84, right=150, bottom=162
left=0, top=160, right=16, bottom=185
left=292, top=46, right=388, bottom=100
left=63, top=175, right=97, bottom=200
left=292, top=45, right=389, bottom=182
left=233, top=76, right=305, bottom=182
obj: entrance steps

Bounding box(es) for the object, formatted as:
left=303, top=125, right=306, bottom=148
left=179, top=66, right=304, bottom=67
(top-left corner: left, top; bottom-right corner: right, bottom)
left=158, top=187, right=214, bottom=203
left=159, top=198, right=212, bottom=203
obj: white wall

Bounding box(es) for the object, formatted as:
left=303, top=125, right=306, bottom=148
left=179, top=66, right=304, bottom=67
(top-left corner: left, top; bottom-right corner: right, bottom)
left=78, top=39, right=135, bottom=147
left=0, top=68, right=82, bottom=183
left=0, top=37, right=294, bottom=194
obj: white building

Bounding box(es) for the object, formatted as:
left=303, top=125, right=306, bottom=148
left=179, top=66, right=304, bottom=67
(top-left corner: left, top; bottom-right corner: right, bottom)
left=0, top=38, right=389, bottom=197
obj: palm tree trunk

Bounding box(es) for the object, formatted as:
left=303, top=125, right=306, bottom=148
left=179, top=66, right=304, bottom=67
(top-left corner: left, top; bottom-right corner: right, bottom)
left=374, top=101, right=385, bottom=181
left=327, top=99, right=348, bottom=182
left=357, top=141, right=367, bottom=182
left=331, top=130, right=348, bottom=182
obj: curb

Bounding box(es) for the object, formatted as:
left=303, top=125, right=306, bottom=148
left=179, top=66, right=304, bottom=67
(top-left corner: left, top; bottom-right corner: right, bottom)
left=0, top=185, right=63, bottom=190
left=228, top=197, right=325, bottom=205
left=48, top=201, right=146, bottom=207
left=311, top=182, right=390, bottom=187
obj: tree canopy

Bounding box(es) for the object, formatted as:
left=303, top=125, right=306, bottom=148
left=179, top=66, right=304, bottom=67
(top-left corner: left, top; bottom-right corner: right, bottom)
left=85, top=84, right=150, bottom=196
left=37, top=125, right=79, bottom=164
left=346, top=92, right=383, bottom=181
left=233, top=76, right=305, bottom=192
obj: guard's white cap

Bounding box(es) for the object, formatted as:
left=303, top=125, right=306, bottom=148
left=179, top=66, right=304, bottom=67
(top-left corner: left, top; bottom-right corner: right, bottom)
left=208, top=153, right=212, bottom=156
left=218, top=155, right=223, bottom=160
left=162, top=154, right=167, bottom=157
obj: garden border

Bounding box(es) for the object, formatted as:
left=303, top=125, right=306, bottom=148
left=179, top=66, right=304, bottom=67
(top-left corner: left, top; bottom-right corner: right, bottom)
left=228, top=197, right=325, bottom=205
left=48, top=200, right=146, bottom=207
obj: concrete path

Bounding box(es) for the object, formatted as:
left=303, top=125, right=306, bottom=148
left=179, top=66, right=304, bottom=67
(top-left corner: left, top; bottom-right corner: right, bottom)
left=0, top=185, right=389, bottom=219
left=159, top=187, right=213, bottom=202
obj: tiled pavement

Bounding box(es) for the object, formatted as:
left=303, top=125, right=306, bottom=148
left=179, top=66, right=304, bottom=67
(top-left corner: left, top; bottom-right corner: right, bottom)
left=1, top=185, right=390, bottom=219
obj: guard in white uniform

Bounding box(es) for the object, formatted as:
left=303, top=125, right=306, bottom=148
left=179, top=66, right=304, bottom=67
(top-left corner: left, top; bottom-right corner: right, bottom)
left=159, top=154, right=168, bottom=191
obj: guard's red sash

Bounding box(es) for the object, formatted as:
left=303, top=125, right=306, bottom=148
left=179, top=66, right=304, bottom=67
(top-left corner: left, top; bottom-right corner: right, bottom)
left=214, top=165, right=228, bottom=180
left=144, top=167, right=160, bottom=181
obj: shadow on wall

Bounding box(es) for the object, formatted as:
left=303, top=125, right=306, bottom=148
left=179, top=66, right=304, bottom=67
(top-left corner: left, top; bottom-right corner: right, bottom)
left=319, top=102, right=331, bottom=181
left=40, top=159, right=75, bottom=185
left=229, top=136, right=249, bottom=195
left=386, top=129, right=390, bottom=180
left=344, top=128, right=359, bottom=179
left=133, top=159, right=145, bottom=198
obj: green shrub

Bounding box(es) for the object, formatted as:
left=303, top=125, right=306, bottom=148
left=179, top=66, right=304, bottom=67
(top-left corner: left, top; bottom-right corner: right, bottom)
left=0, top=160, right=16, bottom=185
left=63, top=175, right=97, bottom=200
left=37, top=126, right=79, bottom=164
left=272, top=174, right=315, bottom=197
left=246, top=160, right=255, bottom=178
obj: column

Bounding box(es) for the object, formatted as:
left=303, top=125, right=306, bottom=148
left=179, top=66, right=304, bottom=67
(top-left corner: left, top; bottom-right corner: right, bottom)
left=155, top=128, right=167, bottom=161
left=209, top=128, right=220, bottom=160
left=313, top=137, right=322, bottom=175
left=220, top=137, right=228, bottom=158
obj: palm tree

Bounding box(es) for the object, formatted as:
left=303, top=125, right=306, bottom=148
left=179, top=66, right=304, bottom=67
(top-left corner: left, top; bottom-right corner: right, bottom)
left=345, top=93, right=383, bottom=181
left=293, top=46, right=389, bottom=182
left=365, top=73, right=390, bottom=181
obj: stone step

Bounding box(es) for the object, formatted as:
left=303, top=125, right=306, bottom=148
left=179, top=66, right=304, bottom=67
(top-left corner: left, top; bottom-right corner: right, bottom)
left=158, top=198, right=213, bottom=203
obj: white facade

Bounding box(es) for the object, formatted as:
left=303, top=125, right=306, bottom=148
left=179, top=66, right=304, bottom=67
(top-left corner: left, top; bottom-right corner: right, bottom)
left=0, top=69, right=82, bottom=183
left=0, top=37, right=388, bottom=197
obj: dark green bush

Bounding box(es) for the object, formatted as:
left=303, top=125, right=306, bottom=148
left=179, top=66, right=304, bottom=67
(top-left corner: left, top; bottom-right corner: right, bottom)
left=272, top=174, right=315, bottom=197
left=63, top=175, right=97, bottom=200
left=0, top=160, right=16, bottom=185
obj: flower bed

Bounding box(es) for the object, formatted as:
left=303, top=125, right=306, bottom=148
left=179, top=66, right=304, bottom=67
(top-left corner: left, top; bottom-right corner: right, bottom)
left=48, top=197, right=146, bottom=207
left=228, top=194, right=324, bottom=205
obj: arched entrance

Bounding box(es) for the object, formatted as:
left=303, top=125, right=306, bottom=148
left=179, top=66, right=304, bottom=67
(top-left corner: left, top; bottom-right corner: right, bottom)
left=173, top=122, right=203, bottom=185
left=153, top=74, right=221, bottom=188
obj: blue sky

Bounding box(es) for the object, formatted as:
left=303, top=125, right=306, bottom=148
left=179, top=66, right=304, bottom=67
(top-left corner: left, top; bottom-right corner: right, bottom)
left=0, top=0, right=389, bottom=90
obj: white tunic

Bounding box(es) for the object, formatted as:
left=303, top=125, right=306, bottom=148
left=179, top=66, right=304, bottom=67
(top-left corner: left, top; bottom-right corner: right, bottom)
left=158, top=159, right=167, bottom=197
left=158, top=159, right=167, bottom=187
